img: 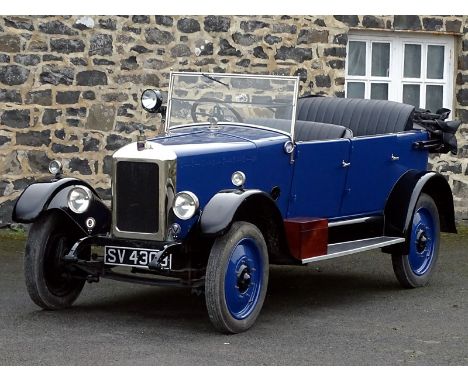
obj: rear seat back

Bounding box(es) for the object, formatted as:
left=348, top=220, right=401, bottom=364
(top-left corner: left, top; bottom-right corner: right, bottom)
left=294, top=120, right=352, bottom=141
left=296, top=97, right=415, bottom=137
left=245, top=117, right=352, bottom=141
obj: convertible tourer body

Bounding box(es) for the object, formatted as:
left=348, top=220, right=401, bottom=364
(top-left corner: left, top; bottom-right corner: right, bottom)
left=13, top=72, right=459, bottom=333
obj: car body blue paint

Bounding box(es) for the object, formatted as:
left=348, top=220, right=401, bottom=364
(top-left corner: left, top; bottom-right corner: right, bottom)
left=341, top=131, right=429, bottom=216
left=150, top=125, right=293, bottom=237
left=148, top=125, right=430, bottom=239
left=288, top=139, right=351, bottom=218
left=287, top=131, right=429, bottom=219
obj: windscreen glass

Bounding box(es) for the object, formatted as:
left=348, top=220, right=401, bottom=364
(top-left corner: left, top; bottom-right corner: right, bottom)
left=167, top=72, right=299, bottom=134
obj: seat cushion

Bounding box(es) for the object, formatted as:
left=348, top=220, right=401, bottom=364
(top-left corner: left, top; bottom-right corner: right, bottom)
left=294, top=120, right=352, bottom=141
left=296, top=96, right=415, bottom=137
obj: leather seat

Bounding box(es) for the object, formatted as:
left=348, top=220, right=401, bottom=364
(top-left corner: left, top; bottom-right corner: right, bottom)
left=296, top=96, right=415, bottom=137
left=294, top=120, right=352, bottom=141
left=245, top=117, right=351, bottom=141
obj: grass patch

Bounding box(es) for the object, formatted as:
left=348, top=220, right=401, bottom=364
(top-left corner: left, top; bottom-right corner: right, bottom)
left=441, top=220, right=468, bottom=244
left=0, top=226, right=27, bottom=241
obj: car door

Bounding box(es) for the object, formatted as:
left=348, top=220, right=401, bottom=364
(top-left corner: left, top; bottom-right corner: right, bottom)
left=287, top=139, right=351, bottom=219
left=340, top=134, right=401, bottom=216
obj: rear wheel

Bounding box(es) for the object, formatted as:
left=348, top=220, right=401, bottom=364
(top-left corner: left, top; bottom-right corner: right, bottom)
left=205, top=221, right=269, bottom=333
left=24, top=212, right=86, bottom=310
left=392, top=193, right=440, bottom=288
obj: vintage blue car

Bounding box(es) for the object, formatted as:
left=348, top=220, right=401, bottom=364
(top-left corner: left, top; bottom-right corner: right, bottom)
left=13, top=72, right=460, bottom=333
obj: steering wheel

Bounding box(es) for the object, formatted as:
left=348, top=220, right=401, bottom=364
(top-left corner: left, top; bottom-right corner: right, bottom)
left=190, top=97, right=243, bottom=123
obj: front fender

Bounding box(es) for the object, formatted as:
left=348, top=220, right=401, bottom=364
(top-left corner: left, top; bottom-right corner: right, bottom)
left=200, top=189, right=278, bottom=235
left=12, top=177, right=111, bottom=235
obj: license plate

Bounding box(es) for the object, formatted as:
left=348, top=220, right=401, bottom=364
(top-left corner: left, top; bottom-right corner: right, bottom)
left=104, top=246, right=171, bottom=269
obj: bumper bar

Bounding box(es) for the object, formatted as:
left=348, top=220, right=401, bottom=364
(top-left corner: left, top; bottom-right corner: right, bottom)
left=64, top=235, right=181, bottom=268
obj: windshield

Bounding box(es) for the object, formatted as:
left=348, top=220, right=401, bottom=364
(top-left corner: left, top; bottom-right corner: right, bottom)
left=166, top=72, right=299, bottom=136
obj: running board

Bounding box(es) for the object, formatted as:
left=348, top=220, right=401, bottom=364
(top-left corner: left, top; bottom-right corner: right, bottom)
left=301, top=236, right=405, bottom=264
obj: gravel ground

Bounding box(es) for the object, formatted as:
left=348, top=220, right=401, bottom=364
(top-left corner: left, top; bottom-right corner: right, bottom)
left=0, top=225, right=466, bottom=365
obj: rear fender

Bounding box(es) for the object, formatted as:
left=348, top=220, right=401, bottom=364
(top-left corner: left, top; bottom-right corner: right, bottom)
left=12, top=177, right=111, bottom=235
left=384, top=170, right=457, bottom=238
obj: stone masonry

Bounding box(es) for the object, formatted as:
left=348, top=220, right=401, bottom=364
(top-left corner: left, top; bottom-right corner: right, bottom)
left=0, top=15, right=467, bottom=223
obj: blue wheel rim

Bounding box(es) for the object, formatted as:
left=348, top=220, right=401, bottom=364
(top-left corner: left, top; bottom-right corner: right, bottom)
left=224, top=238, right=263, bottom=320
left=408, top=207, right=437, bottom=275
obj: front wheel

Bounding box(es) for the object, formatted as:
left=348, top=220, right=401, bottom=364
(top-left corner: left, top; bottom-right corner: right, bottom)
left=392, top=193, right=440, bottom=288
left=205, top=221, right=269, bottom=333
left=24, top=212, right=86, bottom=310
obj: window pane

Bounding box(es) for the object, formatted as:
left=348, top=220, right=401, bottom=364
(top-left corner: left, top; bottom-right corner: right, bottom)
left=370, top=83, right=388, bottom=100
left=403, top=84, right=420, bottom=107
left=348, top=41, right=366, bottom=76
left=426, top=85, right=443, bottom=112
left=371, top=42, right=390, bottom=77
left=427, top=45, right=445, bottom=79
left=347, top=82, right=365, bottom=99
left=404, top=44, right=421, bottom=78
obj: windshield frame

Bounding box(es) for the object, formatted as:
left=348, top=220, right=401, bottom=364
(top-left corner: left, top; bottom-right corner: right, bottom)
left=165, top=71, right=300, bottom=139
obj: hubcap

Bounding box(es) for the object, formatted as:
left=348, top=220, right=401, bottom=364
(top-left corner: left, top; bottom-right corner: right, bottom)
left=224, top=238, right=263, bottom=320
left=415, top=229, right=428, bottom=252
left=237, top=264, right=251, bottom=293
left=408, top=207, right=436, bottom=276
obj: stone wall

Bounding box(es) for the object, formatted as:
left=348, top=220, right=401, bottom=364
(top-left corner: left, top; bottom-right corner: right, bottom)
left=0, top=15, right=467, bottom=224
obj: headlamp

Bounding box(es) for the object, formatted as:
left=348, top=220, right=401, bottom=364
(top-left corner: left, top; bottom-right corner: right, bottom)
left=48, top=160, right=63, bottom=176
left=67, top=186, right=92, bottom=214
left=173, top=191, right=199, bottom=220
left=231, top=171, right=246, bottom=187
left=141, top=89, right=163, bottom=113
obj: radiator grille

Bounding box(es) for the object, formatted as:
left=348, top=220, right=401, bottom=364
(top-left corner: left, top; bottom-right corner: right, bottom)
left=115, top=161, right=159, bottom=233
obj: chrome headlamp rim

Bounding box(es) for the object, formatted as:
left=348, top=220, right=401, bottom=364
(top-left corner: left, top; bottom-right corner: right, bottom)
left=67, top=185, right=92, bottom=214
left=48, top=159, right=63, bottom=175
left=172, top=191, right=199, bottom=220
left=141, top=89, right=163, bottom=113
left=231, top=171, right=246, bottom=187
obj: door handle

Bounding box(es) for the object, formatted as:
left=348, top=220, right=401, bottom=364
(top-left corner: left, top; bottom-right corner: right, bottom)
left=391, top=154, right=400, bottom=161
left=342, top=160, right=351, bottom=168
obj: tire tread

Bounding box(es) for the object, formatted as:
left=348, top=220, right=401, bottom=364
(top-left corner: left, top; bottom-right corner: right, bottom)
left=24, top=212, right=84, bottom=310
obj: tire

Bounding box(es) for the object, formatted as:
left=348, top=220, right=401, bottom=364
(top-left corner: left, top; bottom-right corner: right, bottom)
left=392, top=193, right=440, bottom=288
left=24, top=212, right=85, bottom=310
left=205, top=221, right=269, bottom=334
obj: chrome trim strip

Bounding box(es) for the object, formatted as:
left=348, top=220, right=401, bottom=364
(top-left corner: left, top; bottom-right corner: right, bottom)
left=327, top=216, right=374, bottom=227
left=169, top=71, right=299, bottom=81
left=290, top=76, right=299, bottom=143
left=165, top=73, right=175, bottom=132
left=301, top=236, right=405, bottom=264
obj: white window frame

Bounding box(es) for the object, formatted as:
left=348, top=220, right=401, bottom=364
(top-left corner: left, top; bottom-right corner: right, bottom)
left=345, top=31, right=455, bottom=112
